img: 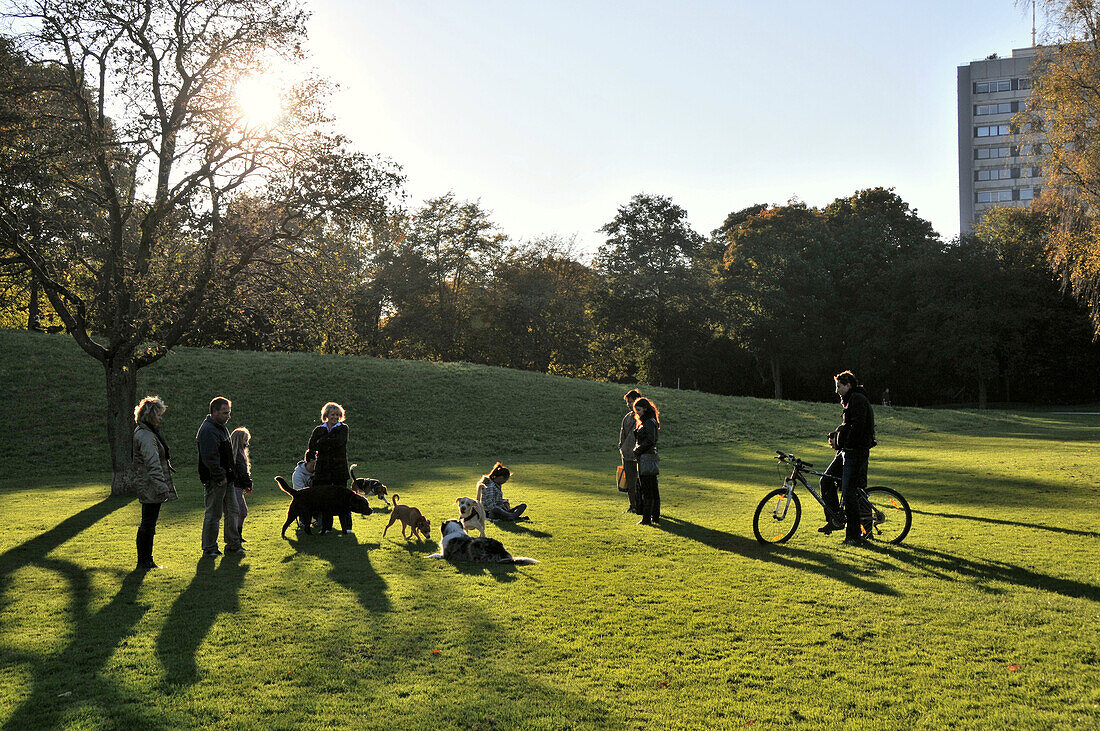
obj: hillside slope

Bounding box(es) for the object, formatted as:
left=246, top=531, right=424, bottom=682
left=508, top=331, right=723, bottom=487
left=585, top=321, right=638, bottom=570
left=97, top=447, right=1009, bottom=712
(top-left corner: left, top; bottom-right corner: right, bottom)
left=2, top=329, right=1017, bottom=476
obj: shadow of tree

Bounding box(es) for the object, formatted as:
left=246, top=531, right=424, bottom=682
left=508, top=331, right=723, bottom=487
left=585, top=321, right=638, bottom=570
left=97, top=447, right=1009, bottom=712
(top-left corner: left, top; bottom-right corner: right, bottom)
left=655, top=516, right=900, bottom=596
left=1, top=497, right=160, bottom=729
left=286, top=532, right=391, bottom=613
left=875, top=544, right=1100, bottom=602
left=155, top=554, right=250, bottom=687
left=910, top=508, right=1100, bottom=539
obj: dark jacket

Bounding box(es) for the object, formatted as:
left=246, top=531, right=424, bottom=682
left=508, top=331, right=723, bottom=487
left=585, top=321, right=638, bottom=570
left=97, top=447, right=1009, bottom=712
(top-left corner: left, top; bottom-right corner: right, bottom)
left=233, top=450, right=253, bottom=491
left=196, top=415, right=234, bottom=485
left=632, top=417, right=659, bottom=458
left=833, top=386, right=876, bottom=451
left=619, top=412, right=638, bottom=459
left=308, top=422, right=349, bottom=486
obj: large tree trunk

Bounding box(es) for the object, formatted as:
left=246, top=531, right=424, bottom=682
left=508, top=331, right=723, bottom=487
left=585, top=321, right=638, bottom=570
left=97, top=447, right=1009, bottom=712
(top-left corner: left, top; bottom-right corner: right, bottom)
left=977, top=374, right=988, bottom=410
left=106, top=361, right=138, bottom=496
left=28, top=280, right=42, bottom=332
left=771, top=357, right=783, bottom=400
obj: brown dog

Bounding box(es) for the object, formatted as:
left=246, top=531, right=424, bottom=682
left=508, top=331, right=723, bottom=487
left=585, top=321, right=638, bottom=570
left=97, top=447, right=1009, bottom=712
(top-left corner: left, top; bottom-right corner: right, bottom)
left=382, top=494, right=430, bottom=540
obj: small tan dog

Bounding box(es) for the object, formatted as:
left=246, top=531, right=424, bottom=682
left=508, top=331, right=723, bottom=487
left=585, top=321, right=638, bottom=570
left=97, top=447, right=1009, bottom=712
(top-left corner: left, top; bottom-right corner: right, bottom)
left=456, top=496, right=487, bottom=537
left=382, top=495, right=430, bottom=540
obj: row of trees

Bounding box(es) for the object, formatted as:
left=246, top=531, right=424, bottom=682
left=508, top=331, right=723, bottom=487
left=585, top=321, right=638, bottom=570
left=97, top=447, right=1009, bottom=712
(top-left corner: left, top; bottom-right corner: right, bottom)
left=5, top=0, right=1100, bottom=494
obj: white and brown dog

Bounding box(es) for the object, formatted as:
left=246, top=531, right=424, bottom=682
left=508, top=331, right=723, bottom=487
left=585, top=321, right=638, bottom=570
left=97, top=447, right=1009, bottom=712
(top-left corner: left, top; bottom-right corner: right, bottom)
left=456, top=496, right=487, bottom=537
left=430, top=519, right=537, bottom=564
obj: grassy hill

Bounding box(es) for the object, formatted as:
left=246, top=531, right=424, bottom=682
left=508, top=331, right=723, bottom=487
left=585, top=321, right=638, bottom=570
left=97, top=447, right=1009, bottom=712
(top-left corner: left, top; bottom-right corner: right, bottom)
left=1, top=329, right=1097, bottom=729
left=3, top=329, right=1017, bottom=478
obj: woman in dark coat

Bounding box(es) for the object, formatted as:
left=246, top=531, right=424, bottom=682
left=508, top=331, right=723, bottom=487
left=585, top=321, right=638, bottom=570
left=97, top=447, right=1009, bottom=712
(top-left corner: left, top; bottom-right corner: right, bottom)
left=632, top=397, right=661, bottom=526
left=132, top=395, right=178, bottom=569
left=307, top=402, right=350, bottom=487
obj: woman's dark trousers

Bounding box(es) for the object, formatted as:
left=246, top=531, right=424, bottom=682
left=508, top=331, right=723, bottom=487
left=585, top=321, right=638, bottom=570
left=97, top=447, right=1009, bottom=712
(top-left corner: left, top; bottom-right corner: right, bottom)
left=136, top=502, right=161, bottom=567
left=638, top=474, right=660, bottom=523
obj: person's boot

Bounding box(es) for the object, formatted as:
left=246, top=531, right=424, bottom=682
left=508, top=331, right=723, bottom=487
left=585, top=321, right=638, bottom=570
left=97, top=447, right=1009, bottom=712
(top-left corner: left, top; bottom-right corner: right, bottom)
left=138, top=528, right=161, bottom=569
left=136, top=528, right=146, bottom=570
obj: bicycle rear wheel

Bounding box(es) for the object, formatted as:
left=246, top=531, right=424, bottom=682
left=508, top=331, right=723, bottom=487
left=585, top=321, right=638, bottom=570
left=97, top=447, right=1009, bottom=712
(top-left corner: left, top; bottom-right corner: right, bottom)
left=862, top=487, right=911, bottom=544
left=753, top=488, right=802, bottom=544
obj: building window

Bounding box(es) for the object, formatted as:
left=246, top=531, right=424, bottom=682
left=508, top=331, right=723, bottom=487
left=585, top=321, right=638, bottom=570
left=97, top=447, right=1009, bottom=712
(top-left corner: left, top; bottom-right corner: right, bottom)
left=976, top=190, right=1013, bottom=203
left=975, top=124, right=1012, bottom=137
left=975, top=168, right=1014, bottom=181
left=975, top=146, right=1014, bottom=159
left=975, top=102, right=1018, bottom=115
left=1018, top=77, right=1033, bottom=90
left=1019, top=187, right=1034, bottom=201
left=974, top=79, right=1012, bottom=93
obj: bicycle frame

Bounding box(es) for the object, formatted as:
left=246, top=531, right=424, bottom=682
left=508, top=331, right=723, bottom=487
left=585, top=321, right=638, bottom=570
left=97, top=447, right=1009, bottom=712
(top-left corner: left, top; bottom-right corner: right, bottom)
left=778, top=457, right=845, bottom=525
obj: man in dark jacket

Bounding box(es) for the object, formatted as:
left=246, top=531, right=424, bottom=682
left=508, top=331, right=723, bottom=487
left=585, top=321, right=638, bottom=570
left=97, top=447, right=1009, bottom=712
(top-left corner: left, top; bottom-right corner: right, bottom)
left=818, top=371, right=876, bottom=545
left=197, top=396, right=241, bottom=556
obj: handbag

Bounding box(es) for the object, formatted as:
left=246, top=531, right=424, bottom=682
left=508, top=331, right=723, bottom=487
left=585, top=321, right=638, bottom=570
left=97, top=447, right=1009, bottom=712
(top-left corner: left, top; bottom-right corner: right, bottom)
left=638, top=451, right=660, bottom=476
left=616, top=465, right=629, bottom=492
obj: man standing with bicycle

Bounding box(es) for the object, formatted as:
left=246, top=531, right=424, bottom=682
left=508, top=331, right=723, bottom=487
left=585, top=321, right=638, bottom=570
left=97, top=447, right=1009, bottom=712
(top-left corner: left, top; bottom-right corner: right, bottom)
left=819, top=370, right=876, bottom=545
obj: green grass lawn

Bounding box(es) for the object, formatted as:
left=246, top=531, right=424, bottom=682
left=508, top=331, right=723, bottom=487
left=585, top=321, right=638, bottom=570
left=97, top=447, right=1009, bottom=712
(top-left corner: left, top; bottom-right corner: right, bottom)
left=0, top=331, right=1098, bottom=729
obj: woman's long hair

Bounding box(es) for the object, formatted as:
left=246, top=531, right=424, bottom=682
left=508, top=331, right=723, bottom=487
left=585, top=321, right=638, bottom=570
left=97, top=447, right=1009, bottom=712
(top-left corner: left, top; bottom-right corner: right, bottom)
left=632, top=397, right=660, bottom=428
left=230, top=427, right=251, bottom=472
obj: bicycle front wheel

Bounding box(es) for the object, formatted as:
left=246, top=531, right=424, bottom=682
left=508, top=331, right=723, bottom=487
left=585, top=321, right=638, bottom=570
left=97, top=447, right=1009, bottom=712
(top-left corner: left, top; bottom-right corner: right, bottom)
left=753, top=488, right=802, bottom=544
left=862, top=487, right=911, bottom=544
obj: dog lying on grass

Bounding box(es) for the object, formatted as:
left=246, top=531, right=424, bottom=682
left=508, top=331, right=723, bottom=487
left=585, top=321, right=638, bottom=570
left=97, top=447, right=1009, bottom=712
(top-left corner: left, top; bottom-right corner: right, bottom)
left=275, top=476, right=373, bottom=538
left=456, top=496, right=487, bottom=537
left=430, top=519, right=537, bottom=565
left=349, top=464, right=390, bottom=506
left=382, top=494, right=430, bottom=540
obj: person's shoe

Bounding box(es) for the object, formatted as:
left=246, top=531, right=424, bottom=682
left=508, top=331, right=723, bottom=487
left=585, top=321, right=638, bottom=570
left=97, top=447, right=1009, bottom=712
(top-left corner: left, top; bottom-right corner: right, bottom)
left=841, top=537, right=866, bottom=547
left=511, top=503, right=527, bottom=517
left=202, top=548, right=222, bottom=557
left=637, top=519, right=652, bottom=525
left=818, top=523, right=839, bottom=534
left=225, top=546, right=246, bottom=554
left=138, top=558, right=162, bottom=569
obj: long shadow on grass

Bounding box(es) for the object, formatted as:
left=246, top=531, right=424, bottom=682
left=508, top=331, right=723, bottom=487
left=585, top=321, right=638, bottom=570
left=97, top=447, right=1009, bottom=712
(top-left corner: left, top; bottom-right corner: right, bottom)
left=876, top=544, right=1099, bottom=601
left=657, top=516, right=899, bottom=596
left=491, top=520, right=553, bottom=538
left=156, top=554, right=249, bottom=687
left=911, top=508, right=1100, bottom=539
left=286, top=532, right=391, bottom=613
left=2, top=566, right=161, bottom=730
left=0, top=494, right=161, bottom=729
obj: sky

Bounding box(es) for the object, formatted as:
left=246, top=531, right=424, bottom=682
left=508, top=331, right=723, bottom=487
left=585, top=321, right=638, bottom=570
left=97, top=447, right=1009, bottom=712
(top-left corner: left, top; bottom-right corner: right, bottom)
left=303, top=0, right=1038, bottom=253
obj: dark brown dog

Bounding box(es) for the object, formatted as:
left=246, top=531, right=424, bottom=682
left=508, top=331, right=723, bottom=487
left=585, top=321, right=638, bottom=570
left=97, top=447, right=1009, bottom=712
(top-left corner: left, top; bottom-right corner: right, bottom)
left=382, top=494, right=430, bottom=540
left=275, top=476, right=373, bottom=538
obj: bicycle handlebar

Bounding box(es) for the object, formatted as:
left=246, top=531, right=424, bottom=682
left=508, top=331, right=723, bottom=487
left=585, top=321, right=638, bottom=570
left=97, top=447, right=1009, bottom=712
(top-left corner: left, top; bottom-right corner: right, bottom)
left=775, top=450, right=813, bottom=469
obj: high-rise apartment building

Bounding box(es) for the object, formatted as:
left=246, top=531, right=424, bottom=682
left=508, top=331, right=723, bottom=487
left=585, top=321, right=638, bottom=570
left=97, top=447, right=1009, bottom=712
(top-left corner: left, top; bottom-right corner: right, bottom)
left=957, top=47, right=1042, bottom=234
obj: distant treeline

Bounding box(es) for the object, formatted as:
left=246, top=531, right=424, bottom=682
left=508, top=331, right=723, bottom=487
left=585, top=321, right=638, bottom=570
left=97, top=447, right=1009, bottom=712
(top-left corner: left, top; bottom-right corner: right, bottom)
left=9, top=188, right=1099, bottom=407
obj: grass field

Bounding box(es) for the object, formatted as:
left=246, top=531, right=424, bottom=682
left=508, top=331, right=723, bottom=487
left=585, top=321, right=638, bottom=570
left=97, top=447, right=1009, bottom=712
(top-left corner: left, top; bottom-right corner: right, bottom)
left=0, top=331, right=1097, bottom=729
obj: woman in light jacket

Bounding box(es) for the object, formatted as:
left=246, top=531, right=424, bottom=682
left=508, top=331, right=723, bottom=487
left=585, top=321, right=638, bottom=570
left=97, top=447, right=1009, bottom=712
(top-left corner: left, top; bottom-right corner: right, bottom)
left=132, top=395, right=178, bottom=569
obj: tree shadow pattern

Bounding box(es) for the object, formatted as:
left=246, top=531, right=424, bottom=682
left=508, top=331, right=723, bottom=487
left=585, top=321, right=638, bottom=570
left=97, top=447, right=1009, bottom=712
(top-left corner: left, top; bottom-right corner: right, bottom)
left=0, top=497, right=163, bottom=729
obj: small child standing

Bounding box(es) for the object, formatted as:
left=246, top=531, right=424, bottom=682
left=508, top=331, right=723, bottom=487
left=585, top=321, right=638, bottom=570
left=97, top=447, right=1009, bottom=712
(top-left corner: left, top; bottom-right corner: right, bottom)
left=229, top=427, right=254, bottom=546
left=476, top=462, right=528, bottom=521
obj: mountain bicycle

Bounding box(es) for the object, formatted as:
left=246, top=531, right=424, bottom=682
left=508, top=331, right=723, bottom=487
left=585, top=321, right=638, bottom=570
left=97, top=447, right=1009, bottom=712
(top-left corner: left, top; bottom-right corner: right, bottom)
left=752, top=450, right=912, bottom=545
